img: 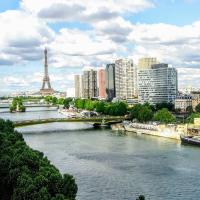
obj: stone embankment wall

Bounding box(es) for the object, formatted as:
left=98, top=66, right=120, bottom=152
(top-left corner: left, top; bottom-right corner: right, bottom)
left=111, top=123, right=125, bottom=131
left=111, top=123, right=188, bottom=140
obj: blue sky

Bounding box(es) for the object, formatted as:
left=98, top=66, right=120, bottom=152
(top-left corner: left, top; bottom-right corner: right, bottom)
left=0, top=0, right=19, bottom=12
left=130, top=0, right=200, bottom=25
left=0, top=0, right=200, bottom=96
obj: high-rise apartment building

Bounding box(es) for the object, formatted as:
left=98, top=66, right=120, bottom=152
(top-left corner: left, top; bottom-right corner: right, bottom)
left=138, top=57, right=158, bottom=70
left=83, top=69, right=98, bottom=98
left=98, top=69, right=106, bottom=98
left=115, top=59, right=137, bottom=99
left=74, top=75, right=83, bottom=98
left=138, top=64, right=178, bottom=105
left=105, top=63, right=116, bottom=101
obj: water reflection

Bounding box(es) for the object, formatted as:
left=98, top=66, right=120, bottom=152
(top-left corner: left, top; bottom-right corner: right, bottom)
left=19, top=122, right=200, bottom=200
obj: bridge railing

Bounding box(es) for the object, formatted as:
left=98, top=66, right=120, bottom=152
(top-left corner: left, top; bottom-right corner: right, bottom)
left=14, top=116, right=125, bottom=127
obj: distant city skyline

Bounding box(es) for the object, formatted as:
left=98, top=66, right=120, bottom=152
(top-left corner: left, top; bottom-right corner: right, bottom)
left=0, top=0, right=200, bottom=96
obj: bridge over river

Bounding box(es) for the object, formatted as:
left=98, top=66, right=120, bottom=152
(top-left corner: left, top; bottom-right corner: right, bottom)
left=0, top=104, right=58, bottom=109
left=14, top=117, right=125, bottom=127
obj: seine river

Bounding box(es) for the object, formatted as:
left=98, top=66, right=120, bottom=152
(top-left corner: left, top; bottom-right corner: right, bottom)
left=1, top=109, right=200, bottom=200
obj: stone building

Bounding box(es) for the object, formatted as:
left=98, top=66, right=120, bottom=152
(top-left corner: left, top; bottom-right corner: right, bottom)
left=175, top=95, right=192, bottom=112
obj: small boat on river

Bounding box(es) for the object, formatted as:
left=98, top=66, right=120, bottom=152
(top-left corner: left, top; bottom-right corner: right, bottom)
left=180, top=135, right=200, bottom=146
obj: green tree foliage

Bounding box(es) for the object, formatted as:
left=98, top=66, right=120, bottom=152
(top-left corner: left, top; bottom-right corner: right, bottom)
left=186, top=113, right=200, bottom=123
left=10, top=97, right=26, bottom=113
left=74, top=99, right=85, bottom=109
left=95, top=101, right=106, bottom=113
left=52, top=97, right=58, bottom=105
left=84, top=99, right=96, bottom=111
left=74, top=99, right=128, bottom=116
left=44, top=96, right=73, bottom=109
left=57, top=98, right=64, bottom=105
left=137, top=106, right=153, bottom=122
left=195, top=103, right=200, bottom=113
left=112, top=102, right=127, bottom=116
left=136, top=195, right=145, bottom=200
left=186, top=105, right=193, bottom=114
left=0, top=119, right=77, bottom=200
left=153, top=108, right=176, bottom=123
left=44, top=96, right=53, bottom=104
left=103, top=102, right=127, bottom=116
left=130, top=104, right=153, bottom=122
left=63, top=98, right=73, bottom=109
left=130, top=104, right=143, bottom=120
left=155, top=102, right=174, bottom=112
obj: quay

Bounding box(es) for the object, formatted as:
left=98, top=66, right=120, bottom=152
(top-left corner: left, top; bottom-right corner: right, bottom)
left=111, top=122, right=192, bottom=140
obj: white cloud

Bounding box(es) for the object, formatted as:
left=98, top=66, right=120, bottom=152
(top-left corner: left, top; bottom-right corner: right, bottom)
left=94, top=17, right=134, bottom=43
left=0, top=71, right=76, bottom=94
left=1, top=0, right=200, bottom=93
left=2, top=76, right=29, bottom=87
left=51, top=29, right=117, bottom=56
left=177, top=67, right=200, bottom=89
left=0, top=10, right=54, bottom=65
left=129, top=22, right=200, bottom=67
left=48, top=28, right=121, bottom=68
left=21, top=0, right=154, bottom=22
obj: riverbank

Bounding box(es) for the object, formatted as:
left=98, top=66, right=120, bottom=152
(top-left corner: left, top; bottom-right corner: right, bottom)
left=111, top=122, right=188, bottom=140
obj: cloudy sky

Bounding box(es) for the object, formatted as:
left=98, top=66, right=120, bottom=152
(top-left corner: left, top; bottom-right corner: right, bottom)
left=0, top=0, right=200, bottom=96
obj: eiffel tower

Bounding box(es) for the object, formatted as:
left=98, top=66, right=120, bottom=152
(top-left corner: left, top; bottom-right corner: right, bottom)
left=40, top=48, right=54, bottom=96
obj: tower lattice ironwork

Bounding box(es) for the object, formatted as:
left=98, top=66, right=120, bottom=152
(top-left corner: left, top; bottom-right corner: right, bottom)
left=40, top=48, right=54, bottom=96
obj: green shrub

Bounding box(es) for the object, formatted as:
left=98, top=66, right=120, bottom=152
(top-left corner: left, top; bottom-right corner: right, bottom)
left=153, top=108, right=176, bottom=123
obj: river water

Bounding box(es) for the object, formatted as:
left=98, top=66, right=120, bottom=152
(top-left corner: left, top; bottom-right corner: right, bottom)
left=0, top=106, right=62, bottom=121
left=1, top=109, right=200, bottom=200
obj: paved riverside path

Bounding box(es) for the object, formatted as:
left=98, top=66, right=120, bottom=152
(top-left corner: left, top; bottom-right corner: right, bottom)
left=14, top=117, right=124, bottom=127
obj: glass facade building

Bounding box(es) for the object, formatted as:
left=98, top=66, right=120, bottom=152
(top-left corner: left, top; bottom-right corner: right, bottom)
left=138, top=64, right=178, bottom=105
left=105, top=64, right=116, bottom=101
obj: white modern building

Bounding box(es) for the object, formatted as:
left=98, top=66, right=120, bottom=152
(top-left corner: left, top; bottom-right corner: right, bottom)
left=74, top=75, right=83, bottom=98
left=138, top=64, right=178, bottom=105
left=115, top=59, right=137, bottom=99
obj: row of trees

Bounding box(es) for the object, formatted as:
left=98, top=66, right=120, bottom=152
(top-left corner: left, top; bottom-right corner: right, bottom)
left=74, top=99, right=177, bottom=123
left=130, top=104, right=176, bottom=123
left=153, top=102, right=175, bottom=112
left=10, top=97, right=26, bottom=112
left=74, top=99, right=128, bottom=116
left=129, top=102, right=200, bottom=124
left=0, top=119, right=77, bottom=200
left=43, top=96, right=178, bottom=123
left=44, top=96, right=73, bottom=109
